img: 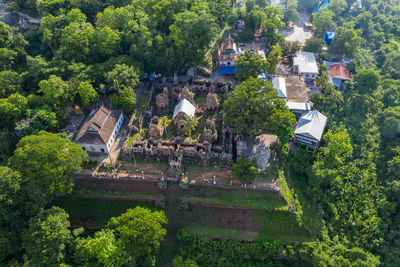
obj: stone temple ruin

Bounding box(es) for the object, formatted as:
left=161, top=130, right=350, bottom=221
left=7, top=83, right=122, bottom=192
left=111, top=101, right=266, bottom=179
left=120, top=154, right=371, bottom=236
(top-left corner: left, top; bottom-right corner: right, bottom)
left=122, top=77, right=235, bottom=180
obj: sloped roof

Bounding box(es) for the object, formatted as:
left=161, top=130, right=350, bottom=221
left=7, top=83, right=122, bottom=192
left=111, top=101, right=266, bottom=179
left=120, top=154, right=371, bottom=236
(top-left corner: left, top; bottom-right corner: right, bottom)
left=173, top=99, right=195, bottom=119
left=294, top=52, right=318, bottom=74
left=75, top=106, right=122, bottom=145
left=272, top=77, right=287, bottom=98
left=295, top=110, right=327, bottom=142
left=286, top=102, right=311, bottom=111
left=329, top=63, right=351, bottom=80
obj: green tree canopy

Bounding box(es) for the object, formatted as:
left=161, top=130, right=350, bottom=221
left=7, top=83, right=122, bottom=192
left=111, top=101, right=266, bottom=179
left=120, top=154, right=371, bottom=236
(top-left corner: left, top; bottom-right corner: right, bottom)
left=24, top=206, right=72, bottom=266
left=75, top=229, right=125, bottom=267
left=327, top=0, right=348, bottom=17
left=235, top=50, right=268, bottom=80
left=38, top=75, right=71, bottom=110
left=106, top=64, right=140, bottom=93
left=233, top=157, right=258, bottom=183
left=8, top=131, right=87, bottom=194
left=110, top=86, right=136, bottom=114
left=107, top=207, right=167, bottom=265
left=223, top=77, right=295, bottom=142
left=77, top=81, right=98, bottom=107
left=313, top=9, right=335, bottom=35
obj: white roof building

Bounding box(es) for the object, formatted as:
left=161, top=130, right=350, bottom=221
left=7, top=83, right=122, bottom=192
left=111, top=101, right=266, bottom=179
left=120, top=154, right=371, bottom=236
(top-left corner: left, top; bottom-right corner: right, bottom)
left=272, top=77, right=287, bottom=98
left=286, top=102, right=311, bottom=112
left=294, top=110, right=327, bottom=148
left=173, top=99, right=195, bottom=119
left=293, top=52, right=319, bottom=80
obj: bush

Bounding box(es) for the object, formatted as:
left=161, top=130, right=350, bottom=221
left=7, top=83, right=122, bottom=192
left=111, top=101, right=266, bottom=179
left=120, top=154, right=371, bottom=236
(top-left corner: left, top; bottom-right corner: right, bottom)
left=233, top=157, right=258, bottom=183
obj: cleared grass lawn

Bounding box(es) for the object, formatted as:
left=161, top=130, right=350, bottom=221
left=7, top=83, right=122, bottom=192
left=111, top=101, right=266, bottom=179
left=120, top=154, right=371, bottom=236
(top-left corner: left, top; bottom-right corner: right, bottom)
left=181, top=225, right=257, bottom=241
left=187, top=186, right=287, bottom=210
left=254, top=210, right=311, bottom=242
left=54, top=197, right=156, bottom=228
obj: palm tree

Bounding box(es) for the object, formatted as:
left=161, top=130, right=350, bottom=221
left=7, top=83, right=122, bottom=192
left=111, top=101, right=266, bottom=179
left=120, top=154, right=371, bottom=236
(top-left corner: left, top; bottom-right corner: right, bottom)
left=181, top=115, right=201, bottom=139
left=160, top=116, right=172, bottom=138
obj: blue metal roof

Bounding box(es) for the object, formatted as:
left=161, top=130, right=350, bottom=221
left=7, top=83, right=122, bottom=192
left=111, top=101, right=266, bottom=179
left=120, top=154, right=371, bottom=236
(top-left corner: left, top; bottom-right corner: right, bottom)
left=218, top=66, right=237, bottom=75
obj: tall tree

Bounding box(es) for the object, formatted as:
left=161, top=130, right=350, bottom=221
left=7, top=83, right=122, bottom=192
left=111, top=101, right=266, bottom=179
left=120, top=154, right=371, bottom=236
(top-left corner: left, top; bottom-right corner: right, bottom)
left=235, top=50, right=268, bottom=80
left=24, top=207, right=72, bottom=266
left=8, top=131, right=87, bottom=194
left=77, top=81, right=98, bottom=107
left=107, top=207, right=167, bottom=265
left=223, top=77, right=295, bottom=142
left=313, top=9, right=335, bottom=35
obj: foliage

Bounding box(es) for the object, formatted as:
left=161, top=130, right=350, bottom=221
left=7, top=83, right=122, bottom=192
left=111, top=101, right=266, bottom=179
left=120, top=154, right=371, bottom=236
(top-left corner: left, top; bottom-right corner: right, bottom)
left=313, top=9, right=335, bottom=35
left=105, top=64, right=140, bottom=93
left=223, top=77, right=295, bottom=143
left=233, top=157, right=258, bottom=183
left=107, top=207, right=167, bottom=265
left=8, top=131, right=87, bottom=194
left=235, top=50, right=268, bottom=80
left=77, top=81, right=98, bottom=107
left=110, top=86, right=136, bottom=114
left=262, top=6, right=285, bottom=46
left=330, top=27, right=361, bottom=58
left=24, top=206, right=72, bottom=266
left=298, top=0, right=320, bottom=12
left=303, top=37, right=324, bottom=53
left=327, top=0, right=348, bottom=17
left=75, top=229, right=125, bottom=267
left=181, top=115, right=201, bottom=138
left=283, top=0, right=299, bottom=23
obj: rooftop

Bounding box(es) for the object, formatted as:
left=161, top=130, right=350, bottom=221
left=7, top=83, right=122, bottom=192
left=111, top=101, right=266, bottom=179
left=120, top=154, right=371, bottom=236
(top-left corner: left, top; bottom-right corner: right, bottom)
left=173, top=99, right=196, bottom=119
left=295, top=110, right=327, bottom=142
left=75, top=106, right=122, bottom=145
left=293, top=52, right=318, bottom=74
left=272, top=77, right=287, bottom=98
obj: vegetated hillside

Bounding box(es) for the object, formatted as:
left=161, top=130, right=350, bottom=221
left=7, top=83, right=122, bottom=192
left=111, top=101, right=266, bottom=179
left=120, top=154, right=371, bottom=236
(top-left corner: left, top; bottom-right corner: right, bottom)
left=0, top=0, right=400, bottom=266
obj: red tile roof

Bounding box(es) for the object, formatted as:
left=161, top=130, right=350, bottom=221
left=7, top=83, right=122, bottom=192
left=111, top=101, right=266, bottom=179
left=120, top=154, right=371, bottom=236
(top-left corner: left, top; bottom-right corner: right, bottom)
left=329, top=63, right=351, bottom=80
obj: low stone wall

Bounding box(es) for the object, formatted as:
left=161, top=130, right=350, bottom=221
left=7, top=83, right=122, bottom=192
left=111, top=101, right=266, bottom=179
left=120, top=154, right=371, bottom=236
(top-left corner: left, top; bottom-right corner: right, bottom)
left=73, top=175, right=163, bottom=194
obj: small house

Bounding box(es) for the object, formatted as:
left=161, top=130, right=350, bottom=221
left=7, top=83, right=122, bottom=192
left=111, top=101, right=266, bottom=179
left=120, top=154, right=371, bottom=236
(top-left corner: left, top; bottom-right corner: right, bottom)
left=293, top=110, right=327, bottom=149
left=327, top=63, right=351, bottom=88
left=293, top=52, right=319, bottom=81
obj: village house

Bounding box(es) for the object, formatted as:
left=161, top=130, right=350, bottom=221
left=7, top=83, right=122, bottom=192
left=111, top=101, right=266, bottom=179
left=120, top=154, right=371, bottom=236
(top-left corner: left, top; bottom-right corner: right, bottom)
left=324, top=61, right=351, bottom=88
left=293, top=110, right=327, bottom=149
left=293, top=51, right=319, bottom=81
left=75, top=106, right=124, bottom=153
left=173, top=99, right=196, bottom=131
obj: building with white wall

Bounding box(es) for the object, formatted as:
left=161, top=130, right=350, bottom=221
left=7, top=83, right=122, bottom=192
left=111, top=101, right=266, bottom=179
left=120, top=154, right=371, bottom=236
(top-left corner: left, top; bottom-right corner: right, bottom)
left=75, top=106, right=123, bottom=154
left=293, top=52, right=319, bottom=81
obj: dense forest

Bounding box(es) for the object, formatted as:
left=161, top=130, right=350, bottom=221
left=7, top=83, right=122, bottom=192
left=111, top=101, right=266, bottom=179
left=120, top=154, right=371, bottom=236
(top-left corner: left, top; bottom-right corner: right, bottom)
left=0, top=0, right=400, bottom=266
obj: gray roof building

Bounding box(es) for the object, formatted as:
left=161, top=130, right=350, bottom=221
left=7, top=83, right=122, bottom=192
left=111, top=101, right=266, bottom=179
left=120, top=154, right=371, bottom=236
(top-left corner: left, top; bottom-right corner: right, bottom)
left=294, top=110, right=327, bottom=149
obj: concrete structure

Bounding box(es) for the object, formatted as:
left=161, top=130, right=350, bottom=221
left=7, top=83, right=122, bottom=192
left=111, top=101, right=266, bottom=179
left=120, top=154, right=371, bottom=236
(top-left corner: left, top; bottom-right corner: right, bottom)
left=294, top=110, right=327, bottom=149
left=75, top=106, right=123, bottom=153
left=236, top=134, right=278, bottom=170
left=293, top=52, right=319, bottom=81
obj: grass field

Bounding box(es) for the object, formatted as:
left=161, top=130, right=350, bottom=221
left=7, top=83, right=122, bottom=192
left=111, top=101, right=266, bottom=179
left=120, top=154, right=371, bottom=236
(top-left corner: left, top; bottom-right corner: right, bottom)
left=254, top=210, right=311, bottom=242
left=181, top=225, right=257, bottom=241
left=54, top=197, right=157, bottom=228
left=187, top=186, right=287, bottom=210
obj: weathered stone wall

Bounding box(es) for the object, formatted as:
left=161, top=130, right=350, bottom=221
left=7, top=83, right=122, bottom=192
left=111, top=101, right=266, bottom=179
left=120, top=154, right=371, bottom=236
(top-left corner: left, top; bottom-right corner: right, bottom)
left=73, top=175, right=162, bottom=194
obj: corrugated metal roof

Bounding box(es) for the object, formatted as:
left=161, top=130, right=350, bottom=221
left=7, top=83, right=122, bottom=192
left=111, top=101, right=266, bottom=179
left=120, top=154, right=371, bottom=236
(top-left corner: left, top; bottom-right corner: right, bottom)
left=286, top=102, right=311, bottom=111
left=294, top=52, right=319, bottom=74
left=173, top=99, right=195, bottom=119
left=294, top=110, right=327, bottom=142
left=272, top=77, right=287, bottom=98
left=218, top=66, right=237, bottom=75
